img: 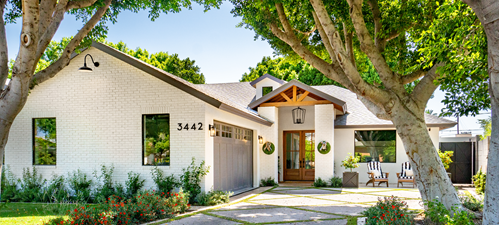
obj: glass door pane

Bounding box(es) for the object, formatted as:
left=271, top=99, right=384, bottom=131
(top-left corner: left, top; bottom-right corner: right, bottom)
left=285, top=132, right=300, bottom=169
left=304, top=132, right=315, bottom=169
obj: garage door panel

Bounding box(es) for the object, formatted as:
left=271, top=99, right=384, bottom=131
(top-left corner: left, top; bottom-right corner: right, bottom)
left=214, top=122, right=253, bottom=193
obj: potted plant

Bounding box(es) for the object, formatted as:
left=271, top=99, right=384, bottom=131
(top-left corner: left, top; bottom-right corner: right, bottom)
left=341, top=153, right=360, bottom=187
left=438, top=149, right=453, bottom=180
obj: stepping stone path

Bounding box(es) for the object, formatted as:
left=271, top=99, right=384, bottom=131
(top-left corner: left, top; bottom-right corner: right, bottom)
left=161, top=187, right=424, bottom=225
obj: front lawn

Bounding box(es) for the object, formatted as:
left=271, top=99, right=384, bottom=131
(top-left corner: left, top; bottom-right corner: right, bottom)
left=0, top=202, right=73, bottom=225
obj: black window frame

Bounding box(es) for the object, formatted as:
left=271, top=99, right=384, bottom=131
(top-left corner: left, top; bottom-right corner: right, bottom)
left=354, top=130, right=397, bottom=163
left=142, top=114, right=171, bottom=166
left=32, top=117, right=57, bottom=166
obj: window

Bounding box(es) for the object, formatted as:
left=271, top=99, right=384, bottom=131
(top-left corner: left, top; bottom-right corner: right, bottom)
left=244, top=130, right=252, bottom=141
left=143, top=114, right=170, bottom=166
left=262, top=86, right=273, bottom=96
left=221, top=125, right=232, bottom=138
left=354, top=130, right=396, bottom=163
left=33, top=118, right=57, bottom=165
left=235, top=128, right=244, bottom=140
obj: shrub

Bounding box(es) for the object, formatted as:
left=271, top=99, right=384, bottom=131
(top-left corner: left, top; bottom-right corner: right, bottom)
left=17, top=167, right=46, bottom=202
left=330, top=176, right=342, bottom=187
left=1, top=166, right=18, bottom=202
left=362, top=196, right=413, bottom=225
left=313, top=178, right=328, bottom=187
left=67, top=169, right=93, bottom=203
left=125, top=171, right=145, bottom=198
left=472, top=170, right=486, bottom=194
left=438, top=149, right=454, bottom=170
left=45, top=190, right=190, bottom=225
left=424, top=198, right=475, bottom=225
left=151, top=166, right=179, bottom=194
left=93, top=165, right=120, bottom=203
left=195, top=190, right=232, bottom=206
left=180, top=158, right=210, bottom=204
left=460, top=192, right=483, bottom=212
left=40, top=174, right=70, bottom=203
left=260, top=177, right=278, bottom=187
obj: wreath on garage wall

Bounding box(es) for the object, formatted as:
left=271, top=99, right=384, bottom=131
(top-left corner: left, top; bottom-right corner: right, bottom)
left=317, top=141, right=331, bottom=154
left=262, top=142, right=275, bottom=155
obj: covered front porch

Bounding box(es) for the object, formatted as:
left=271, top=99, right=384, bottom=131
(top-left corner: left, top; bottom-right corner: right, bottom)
left=251, top=80, right=347, bottom=183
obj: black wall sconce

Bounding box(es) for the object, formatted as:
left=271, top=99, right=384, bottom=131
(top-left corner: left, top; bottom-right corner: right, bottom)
left=292, top=107, right=306, bottom=124
left=209, top=124, right=216, bottom=137
left=258, top=135, right=263, bottom=144
left=79, top=54, right=100, bottom=72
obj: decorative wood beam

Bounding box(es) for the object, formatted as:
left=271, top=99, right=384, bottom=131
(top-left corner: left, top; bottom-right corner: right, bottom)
left=293, top=86, right=297, bottom=102
left=260, top=100, right=332, bottom=107
left=280, top=92, right=292, bottom=102
left=297, top=91, right=310, bottom=102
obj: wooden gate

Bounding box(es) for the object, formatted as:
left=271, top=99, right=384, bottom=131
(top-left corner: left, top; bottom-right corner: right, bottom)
left=439, top=142, right=473, bottom=184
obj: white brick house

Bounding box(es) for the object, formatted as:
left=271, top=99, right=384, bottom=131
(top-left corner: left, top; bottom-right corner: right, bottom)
left=4, top=42, right=456, bottom=194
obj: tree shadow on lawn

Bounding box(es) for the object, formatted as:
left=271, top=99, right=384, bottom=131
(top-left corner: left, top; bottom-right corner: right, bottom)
left=0, top=202, right=82, bottom=224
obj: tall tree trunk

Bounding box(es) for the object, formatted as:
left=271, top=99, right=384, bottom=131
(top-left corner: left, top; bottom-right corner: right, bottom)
left=461, top=0, right=499, bottom=223
left=390, top=102, right=460, bottom=209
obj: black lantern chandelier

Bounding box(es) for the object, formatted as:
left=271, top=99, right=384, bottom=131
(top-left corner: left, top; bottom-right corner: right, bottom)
left=292, top=107, right=306, bottom=124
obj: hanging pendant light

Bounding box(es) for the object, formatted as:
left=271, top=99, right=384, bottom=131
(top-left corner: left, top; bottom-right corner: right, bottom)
left=292, top=107, right=306, bottom=124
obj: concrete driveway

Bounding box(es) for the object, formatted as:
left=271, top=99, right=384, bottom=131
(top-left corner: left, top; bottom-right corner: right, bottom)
left=161, top=186, right=423, bottom=225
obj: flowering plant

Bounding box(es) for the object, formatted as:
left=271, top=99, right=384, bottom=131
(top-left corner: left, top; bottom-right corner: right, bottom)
left=45, top=190, right=190, bottom=224
left=437, top=149, right=453, bottom=170
left=362, top=196, right=413, bottom=225
left=341, top=153, right=360, bottom=172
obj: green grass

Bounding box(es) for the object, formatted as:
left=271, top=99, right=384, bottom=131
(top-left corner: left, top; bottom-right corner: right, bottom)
left=0, top=202, right=77, bottom=225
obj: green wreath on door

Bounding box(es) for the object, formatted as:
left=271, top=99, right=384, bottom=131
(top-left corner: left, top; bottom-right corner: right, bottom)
left=262, top=142, right=275, bottom=155
left=317, top=141, right=331, bottom=154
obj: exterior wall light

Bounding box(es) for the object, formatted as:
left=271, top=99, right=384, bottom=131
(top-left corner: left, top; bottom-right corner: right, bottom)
left=258, top=135, right=263, bottom=144
left=209, top=124, right=216, bottom=137
left=292, top=107, right=306, bottom=124
left=79, top=54, right=100, bottom=72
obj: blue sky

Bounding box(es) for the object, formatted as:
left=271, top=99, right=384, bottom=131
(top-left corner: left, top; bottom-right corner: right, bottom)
left=5, top=2, right=489, bottom=136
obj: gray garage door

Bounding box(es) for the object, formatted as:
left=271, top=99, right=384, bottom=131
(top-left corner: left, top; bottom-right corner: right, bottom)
left=214, top=122, right=253, bottom=193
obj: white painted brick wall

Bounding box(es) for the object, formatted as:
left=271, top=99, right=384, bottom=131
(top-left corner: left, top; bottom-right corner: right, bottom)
left=314, top=104, right=335, bottom=180
left=4, top=48, right=208, bottom=191
left=257, top=107, right=278, bottom=181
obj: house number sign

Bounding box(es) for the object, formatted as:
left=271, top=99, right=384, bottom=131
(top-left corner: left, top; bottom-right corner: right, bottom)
left=177, top=123, right=203, bottom=131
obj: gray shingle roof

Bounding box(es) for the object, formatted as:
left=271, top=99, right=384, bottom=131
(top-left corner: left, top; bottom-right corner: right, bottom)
left=249, top=74, right=287, bottom=87
left=313, top=85, right=456, bottom=129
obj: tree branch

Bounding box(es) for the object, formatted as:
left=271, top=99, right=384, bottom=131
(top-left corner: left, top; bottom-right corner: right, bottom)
left=343, top=22, right=356, bottom=66
left=402, top=69, right=426, bottom=84
left=347, top=0, right=404, bottom=94
left=35, top=0, right=70, bottom=69
left=31, top=0, right=112, bottom=88
left=38, top=0, right=58, bottom=39
left=367, top=0, right=385, bottom=53
left=410, top=63, right=444, bottom=110
left=66, top=0, right=98, bottom=10
left=0, top=0, right=8, bottom=89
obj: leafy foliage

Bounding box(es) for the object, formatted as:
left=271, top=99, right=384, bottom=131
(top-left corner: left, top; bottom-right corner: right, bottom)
left=45, top=190, right=190, bottom=225
left=195, top=190, right=232, bottom=206
left=17, top=167, right=46, bottom=202
left=180, top=158, right=210, bottom=204
left=67, top=170, right=93, bottom=203
left=125, top=172, right=145, bottom=198
left=40, top=174, right=70, bottom=203
left=472, top=170, right=486, bottom=194
left=329, top=176, right=343, bottom=188
left=105, top=41, right=207, bottom=84
left=151, top=166, right=179, bottom=194
left=0, top=166, right=18, bottom=202
left=424, top=198, right=475, bottom=224
left=362, top=196, right=413, bottom=225
left=312, top=178, right=328, bottom=187
left=459, top=192, right=483, bottom=212
left=93, top=165, right=121, bottom=203
left=438, top=150, right=454, bottom=170
left=478, top=117, right=491, bottom=140
left=259, top=177, right=278, bottom=187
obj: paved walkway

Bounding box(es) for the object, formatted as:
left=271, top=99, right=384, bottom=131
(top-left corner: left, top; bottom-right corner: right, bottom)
left=161, top=185, right=424, bottom=225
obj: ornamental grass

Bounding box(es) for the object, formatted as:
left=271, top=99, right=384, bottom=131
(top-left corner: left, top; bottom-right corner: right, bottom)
left=45, top=190, right=190, bottom=225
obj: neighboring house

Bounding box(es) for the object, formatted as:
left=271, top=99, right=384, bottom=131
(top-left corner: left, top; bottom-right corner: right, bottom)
left=4, top=42, right=456, bottom=194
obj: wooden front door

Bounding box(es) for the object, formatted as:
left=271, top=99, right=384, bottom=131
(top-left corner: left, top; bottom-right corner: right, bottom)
left=283, top=131, right=315, bottom=181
